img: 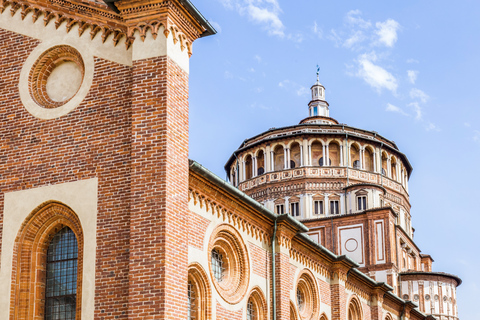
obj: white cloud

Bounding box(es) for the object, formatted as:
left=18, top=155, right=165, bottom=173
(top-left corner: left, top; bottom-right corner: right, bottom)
left=425, top=122, right=440, bottom=132
left=343, top=30, right=366, bottom=49
left=224, top=71, right=234, bottom=79
left=245, top=3, right=285, bottom=37
left=220, top=0, right=285, bottom=38
left=409, top=102, right=422, bottom=120
left=312, top=21, right=323, bottom=38
left=410, top=88, right=429, bottom=103
left=355, top=52, right=398, bottom=93
left=279, top=79, right=309, bottom=97
left=474, top=130, right=480, bottom=143
left=345, top=10, right=372, bottom=29
left=248, top=67, right=255, bottom=73
left=386, top=103, right=408, bottom=116
left=254, top=55, right=262, bottom=63
left=407, top=70, right=418, bottom=84
left=209, top=20, right=222, bottom=33
left=407, top=58, right=419, bottom=64
left=375, top=19, right=400, bottom=47
left=464, top=122, right=471, bottom=127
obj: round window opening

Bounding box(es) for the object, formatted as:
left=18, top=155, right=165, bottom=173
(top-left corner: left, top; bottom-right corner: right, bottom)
left=29, top=45, right=85, bottom=109
left=208, top=224, right=249, bottom=304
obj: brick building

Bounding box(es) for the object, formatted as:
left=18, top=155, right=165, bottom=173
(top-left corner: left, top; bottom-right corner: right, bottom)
left=0, top=1, right=459, bottom=320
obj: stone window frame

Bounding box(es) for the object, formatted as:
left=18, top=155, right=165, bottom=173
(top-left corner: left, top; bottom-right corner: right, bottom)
left=10, top=201, right=83, bottom=320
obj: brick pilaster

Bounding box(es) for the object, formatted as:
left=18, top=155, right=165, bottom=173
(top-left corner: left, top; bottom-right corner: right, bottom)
left=128, top=56, right=190, bottom=319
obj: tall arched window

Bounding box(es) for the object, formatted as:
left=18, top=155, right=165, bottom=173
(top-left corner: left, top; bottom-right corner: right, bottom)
left=11, top=201, right=83, bottom=319
left=188, top=263, right=211, bottom=320
left=348, top=297, right=362, bottom=320
left=45, top=227, right=78, bottom=320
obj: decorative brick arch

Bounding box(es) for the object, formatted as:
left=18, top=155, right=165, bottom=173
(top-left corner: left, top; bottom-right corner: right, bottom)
left=347, top=295, right=363, bottom=320
left=247, top=286, right=267, bottom=320
left=290, top=301, right=299, bottom=320
left=188, top=262, right=211, bottom=320
left=295, top=269, right=320, bottom=320
left=10, top=201, right=84, bottom=320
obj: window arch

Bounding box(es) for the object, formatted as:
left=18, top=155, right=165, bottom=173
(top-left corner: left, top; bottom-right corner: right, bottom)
left=295, top=269, right=320, bottom=320
left=256, top=149, right=265, bottom=175
left=350, top=144, right=360, bottom=168
left=348, top=296, right=362, bottom=320
left=328, top=141, right=340, bottom=166
left=290, top=142, right=301, bottom=168
left=188, top=263, right=211, bottom=320
left=246, top=287, right=267, bottom=320
left=245, top=154, right=253, bottom=180
left=274, top=145, right=285, bottom=171
left=10, top=201, right=83, bottom=320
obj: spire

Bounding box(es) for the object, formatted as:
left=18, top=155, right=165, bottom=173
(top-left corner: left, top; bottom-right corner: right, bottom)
left=308, top=66, right=329, bottom=117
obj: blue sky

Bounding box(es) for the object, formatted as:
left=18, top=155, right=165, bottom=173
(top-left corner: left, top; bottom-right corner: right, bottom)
left=188, top=1, right=480, bottom=318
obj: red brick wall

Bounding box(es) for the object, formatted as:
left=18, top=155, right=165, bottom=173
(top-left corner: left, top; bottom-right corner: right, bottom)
left=216, top=302, right=243, bottom=320
left=0, top=28, right=135, bottom=319
left=128, top=56, right=190, bottom=319
left=188, top=211, right=211, bottom=249
left=250, top=242, right=270, bottom=279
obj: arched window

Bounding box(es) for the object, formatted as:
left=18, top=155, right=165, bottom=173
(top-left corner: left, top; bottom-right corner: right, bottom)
left=11, top=201, right=83, bottom=319
left=290, top=160, right=296, bottom=169
left=353, top=160, right=360, bottom=169
left=45, top=227, right=78, bottom=320
left=348, top=297, right=362, bottom=320
left=319, top=157, right=331, bottom=166
left=274, top=145, right=285, bottom=171
left=188, top=263, right=211, bottom=320
left=247, top=287, right=267, bottom=320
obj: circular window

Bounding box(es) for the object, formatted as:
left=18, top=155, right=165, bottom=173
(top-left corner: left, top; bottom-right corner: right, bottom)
left=402, top=294, right=409, bottom=300
left=208, top=224, right=249, bottom=304
left=29, top=46, right=85, bottom=109
left=425, top=294, right=430, bottom=301
left=434, top=295, right=439, bottom=301
left=296, top=270, right=319, bottom=320
left=414, top=294, right=419, bottom=301
left=443, top=296, right=448, bottom=302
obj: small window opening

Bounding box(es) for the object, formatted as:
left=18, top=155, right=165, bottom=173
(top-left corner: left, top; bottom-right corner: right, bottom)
left=297, top=288, right=304, bottom=312
left=211, top=249, right=225, bottom=282
left=290, top=202, right=300, bottom=217
left=330, top=200, right=339, bottom=215
left=275, top=204, right=284, bottom=214
left=314, top=200, right=324, bottom=215
left=247, top=300, right=256, bottom=320
left=319, top=157, right=331, bottom=166
left=257, top=167, right=264, bottom=175
left=357, top=196, right=367, bottom=211
left=187, top=281, right=196, bottom=320
left=290, top=160, right=296, bottom=169
left=353, top=160, right=360, bottom=169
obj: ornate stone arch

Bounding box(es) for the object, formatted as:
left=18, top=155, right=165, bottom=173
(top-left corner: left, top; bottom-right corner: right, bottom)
left=246, top=286, right=267, bottom=320
left=347, top=295, right=363, bottom=320
left=188, top=262, right=211, bottom=320
left=10, top=200, right=83, bottom=320
left=319, top=312, right=329, bottom=320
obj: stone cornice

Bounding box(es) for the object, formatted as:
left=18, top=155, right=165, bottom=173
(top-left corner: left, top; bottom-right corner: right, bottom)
left=0, top=0, right=205, bottom=54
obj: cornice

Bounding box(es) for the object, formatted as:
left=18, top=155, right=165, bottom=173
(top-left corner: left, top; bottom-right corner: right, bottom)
left=0, top=0, right=204, bottom=54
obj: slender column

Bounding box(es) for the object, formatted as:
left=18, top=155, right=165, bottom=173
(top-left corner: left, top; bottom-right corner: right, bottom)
left=284, top=148, right=288, bottom=169
left=373, top=152, right=377, bottom=172
left=322, top=143, right=326, bottom=166
left=299, top=194, right=305, bottom=218
left=387, top=158, right=391, bottom=177
left=235, top=168, right=238, bottom=186
left=340, top=145, right=344, bottom=166
left=253, top=156, right=257, bottom=177
left=326, top=144, right=330, bottom=166
left=300, top=145, right=304, bottom=166
left=265, top=146, right=271, bottom=172
left=285, top=197, right=290, bottom=215
left=270, top=151, right=275, bottom=172
left=287, top=148, right=291, bottom=168
left=242, top=161, right=246, bottom=181
left=359, top=147, right=363, bottom=169
left=302, top=139, right=309, bottom=166
left=308, top=145, right=312, bottom=166
left=340, top=193, right=345, bottom=215
left=325, top=193, right=330, bottom=215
